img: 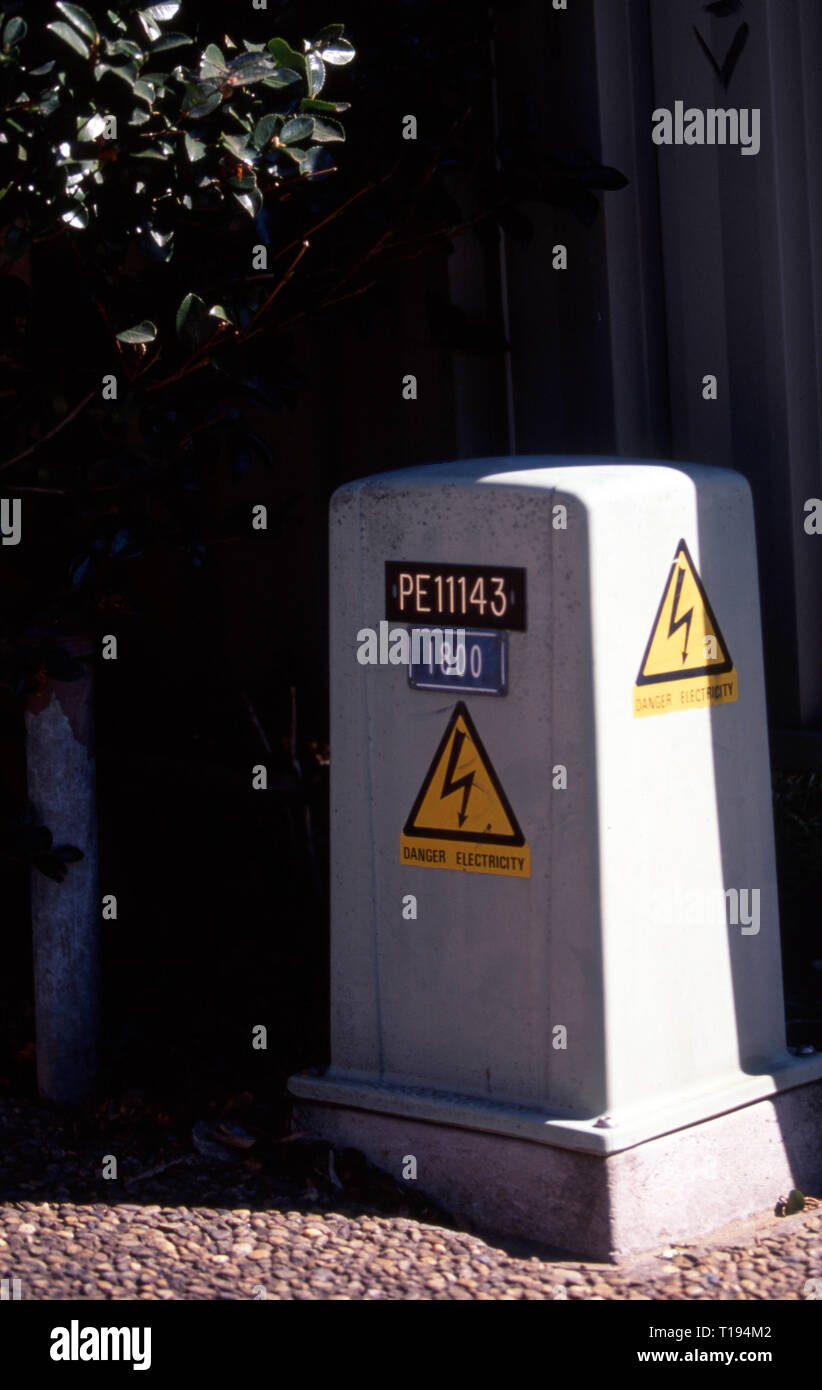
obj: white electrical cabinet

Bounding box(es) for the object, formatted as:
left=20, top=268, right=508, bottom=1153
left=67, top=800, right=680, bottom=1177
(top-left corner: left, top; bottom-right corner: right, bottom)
left=289, top=459, right=822, bottom=1256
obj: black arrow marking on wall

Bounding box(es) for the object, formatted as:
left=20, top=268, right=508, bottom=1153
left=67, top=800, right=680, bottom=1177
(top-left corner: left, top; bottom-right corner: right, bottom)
left=703, top=0, right=742, bottom=17
left=693, top=22, right=750, bottom=91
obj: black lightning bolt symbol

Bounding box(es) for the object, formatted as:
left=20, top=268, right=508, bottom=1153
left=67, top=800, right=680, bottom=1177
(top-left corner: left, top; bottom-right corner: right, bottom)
left=668, top=565, right=693, bottom=664
left=440, top=729, right=474, bottom=827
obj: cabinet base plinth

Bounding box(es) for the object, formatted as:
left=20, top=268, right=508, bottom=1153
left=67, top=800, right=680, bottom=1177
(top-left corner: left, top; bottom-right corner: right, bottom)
left=289, top=1078, right=822, bottom=1261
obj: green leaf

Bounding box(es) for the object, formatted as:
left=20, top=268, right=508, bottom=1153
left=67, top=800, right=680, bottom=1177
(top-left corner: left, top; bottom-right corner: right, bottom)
left=151, top=32, right=193, bottom=53
left=226, top=53, right=277, bottom=85
left=147, top=227, right=174, bottom=260
left=116, top=320, right=157, bottom=343
left=311, top=24, right=345, bottom=46
left=220, top=108, right=246, bottom=135
left=48, top=21, right=91, bottom=59
left=221, top=133, right=255, bottom=165
left=105, top=37, right=143, bottom=60
left=267, top=37, right=305, bottom=73
left=184, top=132, right=206, bottom=162
left=138, top=16, right=161, bottom=42
left=77, top=112, right=107, bottom=139
left=137, top=2, right=180, bottom=39
left=95, top=61, right=138, bottom=86
left=229, top=166, right=256, bottom=190
left=182, top=86, right=221, bottom=118
left=147, top=231, right=174, bottom=261
left=298, top=146, right=334, bottom=177
left=142, top=2, right=181, bottom=19
left=280, top=116, right=313, bottom=145
left=200, top=43, right=225, bottom=79
left=319, top=39, right=355, bottom=66
left=252, top=114, right=278, bottom=150
left=311, top=117, right=345, bottom=143
left=208, top=304, right=234, bottom=323
left=55, top=3, right=98, bottom=43
left=35, top=89, right=62, bottom=116
left=299, top=98, right=350, bottom=114
left=176, top=291, right=208, bottom=341
left=133, top=78, right=156, bottom=104
left=234, top=188, right=262, bottom=218
left=306, top=52, right=325, bottom=98
left=141, top=69, right=168, bottom=96
left=61, top=202, right=89, bottom=228
left=3, top=16, right=27, bottom=47
left=260, top=68, right=300, bottom=90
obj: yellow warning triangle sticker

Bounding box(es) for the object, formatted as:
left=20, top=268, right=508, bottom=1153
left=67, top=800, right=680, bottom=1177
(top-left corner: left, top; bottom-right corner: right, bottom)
left=634, top=539, right=738, bottom=719
left=401, top=702, right=530, bottom=878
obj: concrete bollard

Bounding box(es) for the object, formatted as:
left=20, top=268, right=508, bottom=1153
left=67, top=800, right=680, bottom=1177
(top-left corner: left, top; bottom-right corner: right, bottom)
left=25, top=633, right=100, bottom=1103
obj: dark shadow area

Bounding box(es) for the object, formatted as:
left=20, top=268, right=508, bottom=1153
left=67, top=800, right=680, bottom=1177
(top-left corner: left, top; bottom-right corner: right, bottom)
left=772, top=771, right=822, bottom=1054
left=696, top=476, right=822, bottom=1201
left=0, top=1093, right=458, bottom=1233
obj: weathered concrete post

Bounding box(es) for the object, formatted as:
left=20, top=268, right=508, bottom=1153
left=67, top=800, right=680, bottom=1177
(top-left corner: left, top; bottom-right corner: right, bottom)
left=25, top=633, right=100, bottom=1102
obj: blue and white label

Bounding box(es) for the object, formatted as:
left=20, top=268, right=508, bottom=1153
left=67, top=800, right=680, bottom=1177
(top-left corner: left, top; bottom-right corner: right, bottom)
left=408, top=628, right=507, bottom=696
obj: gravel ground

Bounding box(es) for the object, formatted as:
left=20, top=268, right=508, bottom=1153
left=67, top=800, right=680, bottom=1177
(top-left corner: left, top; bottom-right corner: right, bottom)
left=1, top=1198, right=821, bottom=1300
left=1, top=1096, right=820, bottom=1300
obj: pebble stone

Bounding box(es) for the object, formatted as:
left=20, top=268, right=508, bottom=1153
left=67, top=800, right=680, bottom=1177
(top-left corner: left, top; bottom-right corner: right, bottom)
left=2, top=1096, right=820, bottom=1300
left=0, top=1198, right=820, bottom=1300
